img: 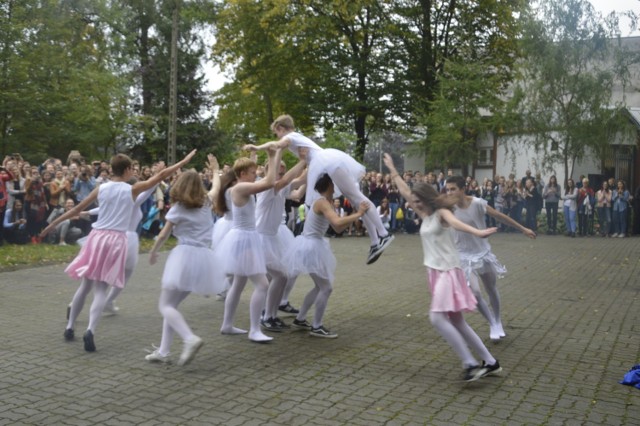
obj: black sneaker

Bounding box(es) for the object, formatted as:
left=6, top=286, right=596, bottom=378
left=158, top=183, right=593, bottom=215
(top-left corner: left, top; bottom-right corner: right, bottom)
left=83, top=330, right=96, bottom=352
left=309, top=325, right=338, bottom=339
left=462, top=365, right=485, bottom=382
left=480, top=360, right=502, bottom=377
left=278, top=302, right=299, bottom=315
left=273, top=317, right=290, bottom=329
left=292, top=318, right=312, bottom=330
left=260, top=318, right=284, bottom=333
left=63, top=328, right=74, bottom=341
left=366, top=234, right=395, bottom=265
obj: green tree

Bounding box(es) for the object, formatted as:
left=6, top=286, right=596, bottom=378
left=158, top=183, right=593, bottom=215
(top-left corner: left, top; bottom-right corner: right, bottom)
left=511, top=0, right=637, bottom=185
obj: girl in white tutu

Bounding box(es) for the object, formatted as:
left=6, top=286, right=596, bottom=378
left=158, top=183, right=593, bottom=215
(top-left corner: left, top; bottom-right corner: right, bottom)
left=287, top=173, right=369, bottom=338
left=147, top=169, right=224, bottom=366
left=217, top=146, right=283, bottom=342
left=41, top=150, right=195, bottom=352
left=211, top=171, right=237, bottom=300
left=383, top=154, right=501, bottom=382
left=257, top=158, right=307, bottom=332
left=244, top=114, right=394, bottom=265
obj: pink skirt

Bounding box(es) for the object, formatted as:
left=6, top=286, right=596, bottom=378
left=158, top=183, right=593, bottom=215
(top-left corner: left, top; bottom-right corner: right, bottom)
left=427, top=267, right=477, bottom=313
left=65, top=229, right=128, bottom=288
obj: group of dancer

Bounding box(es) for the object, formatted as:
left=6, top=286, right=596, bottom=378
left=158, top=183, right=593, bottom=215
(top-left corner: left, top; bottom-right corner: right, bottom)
left=42, top=114, right=535, bottom=382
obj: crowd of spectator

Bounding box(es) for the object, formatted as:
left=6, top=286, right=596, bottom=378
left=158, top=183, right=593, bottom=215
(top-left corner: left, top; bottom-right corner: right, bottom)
left=1, top=150, right=638, bottom=247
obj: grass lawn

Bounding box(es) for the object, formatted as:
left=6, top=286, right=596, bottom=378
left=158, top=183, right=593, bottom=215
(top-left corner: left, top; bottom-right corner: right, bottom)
left=0, top=237, right=177, bottom=272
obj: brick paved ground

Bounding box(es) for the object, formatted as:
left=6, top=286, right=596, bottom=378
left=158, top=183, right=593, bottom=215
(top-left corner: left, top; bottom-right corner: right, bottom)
left=1, top=233, right=640, bottom=425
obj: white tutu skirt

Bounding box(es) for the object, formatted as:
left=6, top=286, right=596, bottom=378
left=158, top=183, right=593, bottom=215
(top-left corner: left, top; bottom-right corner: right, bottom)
left=284, top=235, right=336, bottom=283
left=211, top=216, right=232, bottom=249
left=215, top=228, right=267, bottom=276
left=306, top=148, right=365, bottom=204
left=162, top=245, right=224, bottom=296
left=460, top=251, right=507, bottom=281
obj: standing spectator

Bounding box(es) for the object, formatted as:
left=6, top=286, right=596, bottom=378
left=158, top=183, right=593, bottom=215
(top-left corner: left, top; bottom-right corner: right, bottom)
left=612, top=180, right=630, bottom=238
left=481, top=180, right=496, bottom=227
left=24, top=168, right=49, bottom=243
left=73, top=165, right=96, bottom=235
left=512, top=180, right=525, bottom=226
left=387, top=182, right=401, bottom=231
left=562, top=179, right=578, bottom=237
left=6, top=161, right=26, bottom=210
left=542, top=176, right=560, bottom=234
left=369, top=173, right=387, bottom=207
left=493, top=176, right=506, bottom=231
left=576, top=178, right=594, bottom=237
left=521, top=169, right=533, bottom=187
left=524, top=178, right=539, bottom=231
left=595, top=181, right=612, bottom=237
left=466, top=179, right=482, bottom=197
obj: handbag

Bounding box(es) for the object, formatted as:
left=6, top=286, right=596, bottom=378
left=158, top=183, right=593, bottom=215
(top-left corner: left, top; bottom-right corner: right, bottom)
left=395, top=207, right=404, bottom=220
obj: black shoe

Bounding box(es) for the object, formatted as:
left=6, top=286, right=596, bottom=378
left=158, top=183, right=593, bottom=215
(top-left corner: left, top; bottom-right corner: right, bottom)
left=480, top=360, right=502, bottom=377
left=292, top=318, right=312, bottom=330
left=273, top=317, right=290, bottom=329
left=310, top=325, right=338, bottom=338
left=260, top=318, right=284, bottom=333
left=63, top=328, right=74, bottom=341
left=366, top=234, right=395, bottom=265
left=462, top=365, right=485, bottom=382
left=278, top=302, right=299, bottom=315
left=83, top=330, right=96, bottom=352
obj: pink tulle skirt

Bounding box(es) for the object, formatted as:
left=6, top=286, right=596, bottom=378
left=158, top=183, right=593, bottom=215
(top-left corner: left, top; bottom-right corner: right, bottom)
left=65, top=229, right=128, bottom=288
left=427, top=267, right=477, bottom=313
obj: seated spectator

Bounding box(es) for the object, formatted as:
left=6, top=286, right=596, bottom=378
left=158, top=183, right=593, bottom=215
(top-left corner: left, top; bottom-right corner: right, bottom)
left=46, top=199, right=87, bottom=245
left=377, top=198, right=391, bottom=231
left=4, top=199, right=29, bottom=244
left=326, top=198, right=346, bottom=237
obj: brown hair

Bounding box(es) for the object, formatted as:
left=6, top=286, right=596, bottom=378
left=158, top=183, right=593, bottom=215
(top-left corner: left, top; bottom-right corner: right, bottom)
left=270, top=115, right=295, bottom=132
left=169, top=170, right=207, bottom=209
left=214, top=171, right=237, bottom=215
left=110, top=154, right=132, bottom=177
left=412, top=183, right=457, bottom=212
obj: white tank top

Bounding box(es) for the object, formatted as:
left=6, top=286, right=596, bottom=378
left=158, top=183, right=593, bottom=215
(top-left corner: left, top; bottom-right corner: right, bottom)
left=256, top=184, right=291, bottom=235
left=93, top=181, right=134, bottom=232
left=287, top=132, right=322, bottom=158
left=303, top=199, right=330, bottom=238
left=231, top=193, right=256, bottom=230
left=419, top=210, right=460, bottom=271
left=453, top=197, right=491, bottom=257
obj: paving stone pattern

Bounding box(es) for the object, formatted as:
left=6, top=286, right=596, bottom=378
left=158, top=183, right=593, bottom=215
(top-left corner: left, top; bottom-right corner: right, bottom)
left=1, top=233, right=640, bottom=425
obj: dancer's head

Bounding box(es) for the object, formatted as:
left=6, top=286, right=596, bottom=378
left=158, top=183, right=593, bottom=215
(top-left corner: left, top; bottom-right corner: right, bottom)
left=271, top=115, right=295, bottom=135
left=170, top=170, right=207, bottom=209
left=315, top=173, right=334, bottom=196
left=110, top=154, right=133, bottom=177
left=412, top=182, right=456, bottom=214
left=232, top=157, right=257, bottom=182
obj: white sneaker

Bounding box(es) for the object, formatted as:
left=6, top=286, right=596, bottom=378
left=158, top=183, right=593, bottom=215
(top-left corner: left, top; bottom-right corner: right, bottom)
left=611, top=233, right=618, bottom=237
left=619, top=234, right=625, bottom=238
left=103, top=302, right=119, bottom=315
left=145, top=349, right=170, bottom=363
left=178, top=336, right=203, bottom=366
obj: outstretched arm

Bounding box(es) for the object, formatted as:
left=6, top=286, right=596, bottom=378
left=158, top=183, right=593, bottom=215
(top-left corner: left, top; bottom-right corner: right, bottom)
left=317, top=199, right=369, bottom=234
left=243, top=137, right=291, bottom=152
left=149, top=221, right=174, bottom=265
left=274, top=159, right=306, bottom=192
left=486, top=205, right=536, bottom=239
left=439, top=209, right=497, bottom=238
left=132, top=149, right=197, bottom=198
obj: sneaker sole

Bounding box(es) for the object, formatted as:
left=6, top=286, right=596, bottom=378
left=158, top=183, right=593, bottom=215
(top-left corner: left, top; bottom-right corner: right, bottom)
left=481, top=366, right=503, bottom=377
left=309, top=332, right=338, bottom=339
left=366, top=234, right=395, bottom=264
left=260, top=325, right=285, bottom=333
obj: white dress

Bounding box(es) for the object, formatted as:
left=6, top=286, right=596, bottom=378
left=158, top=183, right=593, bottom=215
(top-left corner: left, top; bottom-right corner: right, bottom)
left=215, top=193, right=267, bottom=276
left=161, top=202, right=222, bottom=295
left=284, top=198, right=336, bottom=282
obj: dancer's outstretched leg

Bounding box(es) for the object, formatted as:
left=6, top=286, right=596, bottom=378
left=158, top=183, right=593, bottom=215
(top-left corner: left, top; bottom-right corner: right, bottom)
left=467, top=273, right=497, bottom=339
left=248, top=274, right=272, bottom=342
left=479, top=271, right=504, bottom=338
left=220, top=275, right=248, bottom=334
left=429, top=311, right=478, bottom=368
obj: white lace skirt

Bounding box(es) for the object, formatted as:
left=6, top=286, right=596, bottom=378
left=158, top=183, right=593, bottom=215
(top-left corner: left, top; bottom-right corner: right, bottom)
left=284, top=235, right=336, bottom=283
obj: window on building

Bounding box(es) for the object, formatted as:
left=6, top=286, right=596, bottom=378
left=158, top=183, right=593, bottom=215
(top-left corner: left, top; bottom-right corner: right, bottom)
left=477, top=148, right=494, bottom=166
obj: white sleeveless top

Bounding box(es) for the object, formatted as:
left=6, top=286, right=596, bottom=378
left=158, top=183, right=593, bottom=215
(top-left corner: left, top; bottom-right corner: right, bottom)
left=453, top=197, right=491, bottom=257
left=93, top=181, right=134, bottom=232
left=231, top=193, right=256, bottom=230
left=419, top=210, right=461, bottom=271
left=287, top=132, right=322, bottom=158
left=256, top=184, right=291, bottom=235
left=303, top=200, right=330, bottom=238
left=166, top=202, right=213, bottom=248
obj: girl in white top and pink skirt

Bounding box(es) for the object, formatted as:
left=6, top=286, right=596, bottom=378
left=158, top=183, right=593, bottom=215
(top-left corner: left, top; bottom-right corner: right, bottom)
left=383, top=153, right=502, bottom=382
left=41, top=150, right=195, bottom=352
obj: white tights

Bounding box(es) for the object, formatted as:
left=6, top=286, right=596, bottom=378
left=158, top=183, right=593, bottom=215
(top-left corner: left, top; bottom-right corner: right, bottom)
left=66, top=278, right=110, bottom=333
left=221, top=274, right=272, bottom=341
left=157, top=289, right=192, bottom=356
left=296, top=274, right=333, bottom=328
left=264, top=268, right=288, bottom=319
left=104, top=268, right=134, bottom=308
left=279, top=275, right=298, bottom=307
left=429, top=311, right=496, bottom=368
left=468, top=270, right=504, bottom=339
